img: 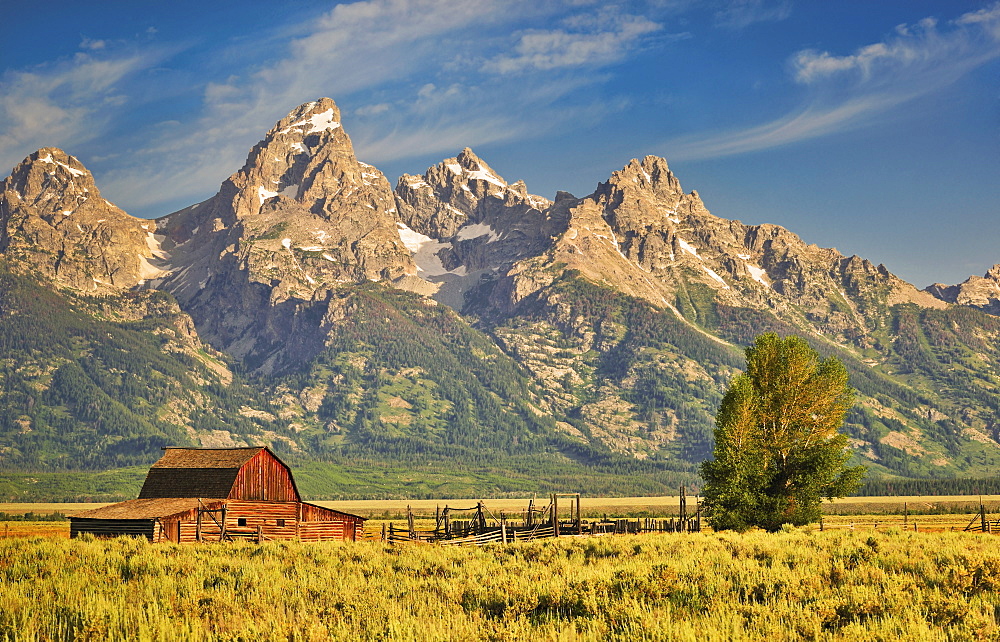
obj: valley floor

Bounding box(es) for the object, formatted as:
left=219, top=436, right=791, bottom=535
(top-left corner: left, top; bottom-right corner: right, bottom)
left=1, top=525, right=998, bottom=640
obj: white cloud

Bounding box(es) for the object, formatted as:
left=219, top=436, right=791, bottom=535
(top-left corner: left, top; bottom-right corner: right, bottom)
left=663, top=3, right=1000, bottom=160
left=95, top=0, right=657, bottom=213
left=483, top=13, right=661, bottom=74
left=663, top=96, right=901, bottom=161
left=714, top=0, right=792, bottom=30
left=0, top=50, right=153, bottom=173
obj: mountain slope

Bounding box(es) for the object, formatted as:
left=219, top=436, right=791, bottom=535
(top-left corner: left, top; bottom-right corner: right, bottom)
left=2, top=96, right=999, bottom=498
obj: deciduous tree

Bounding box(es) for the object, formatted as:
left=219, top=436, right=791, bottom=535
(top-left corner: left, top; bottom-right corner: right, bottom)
left=701, top=333, right=865, bottom=531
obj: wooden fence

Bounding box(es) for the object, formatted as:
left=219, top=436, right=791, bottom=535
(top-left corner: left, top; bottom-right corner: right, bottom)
left=378, top=490, right=703, bottom=546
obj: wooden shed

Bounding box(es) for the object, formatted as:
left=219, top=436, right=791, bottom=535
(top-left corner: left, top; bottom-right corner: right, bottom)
left=70, top=447, right=364, bottom=543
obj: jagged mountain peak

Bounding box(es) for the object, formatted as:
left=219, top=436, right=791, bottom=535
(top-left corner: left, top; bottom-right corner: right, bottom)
left=265, top=97, right=342, bottom=139
left=396, top=148, right=551, bottom=237
left=608, top=155, right=683, bottom=198
left=5, top=147, right=97, bottom=204
left=926, top=264, right=1000, bottom=315
left=0, top=148, right=156, bottom=292
left=148, top=97, right=412, bottom=371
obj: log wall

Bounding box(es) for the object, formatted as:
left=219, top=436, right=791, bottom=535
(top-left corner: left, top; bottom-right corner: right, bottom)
left=155, top=501, right=362, bottom=543
left=71, top=519, right=155, bottom=539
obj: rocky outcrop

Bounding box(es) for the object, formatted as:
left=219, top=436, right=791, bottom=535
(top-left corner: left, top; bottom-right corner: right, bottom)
left=0, top=148, right=154, bottom=291
left=493, top=155, right=947, bottom=347
left=146, top=98, right=415, bottom=371
left=926, top=265, right=1000, bottom=315
left=393, top=147, right=557, bottom=309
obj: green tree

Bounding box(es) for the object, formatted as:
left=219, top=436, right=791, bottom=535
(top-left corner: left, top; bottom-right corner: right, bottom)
left=701, top=333, right=865, bottom=531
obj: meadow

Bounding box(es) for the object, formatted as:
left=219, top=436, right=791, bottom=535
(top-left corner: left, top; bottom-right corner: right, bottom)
left=1, top=527, right=999, bottom=641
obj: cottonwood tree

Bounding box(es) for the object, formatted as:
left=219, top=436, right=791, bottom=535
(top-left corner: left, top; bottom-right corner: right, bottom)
left=701, top=333, right=865, bottom=531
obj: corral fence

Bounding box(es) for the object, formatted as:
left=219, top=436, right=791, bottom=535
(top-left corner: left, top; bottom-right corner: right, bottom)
left=964, top=502, right=1000, bottom=533
left=379, top=488, right=702, bottom=546
left=813, top=499, right=1000, bottom=533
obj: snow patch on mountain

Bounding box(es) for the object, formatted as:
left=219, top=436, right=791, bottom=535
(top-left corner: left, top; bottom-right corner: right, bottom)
left=466, top=164, right=506, bottom=188
left=455, top=222, right=499, bottom=242
left=745, top=263, right=770, bottom=287
left=677, top=238, right=701, bottom=259
left=702, top=265, right=729, bottom=289
left=397, top=222, right=465, bottom=277
left=280, top=108, right=340, bottom=135
left=258, top=186, right=279, bottom=205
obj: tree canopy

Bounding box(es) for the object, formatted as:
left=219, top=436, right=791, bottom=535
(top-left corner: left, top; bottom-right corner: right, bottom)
left=701, top=333, right=865, bottom=531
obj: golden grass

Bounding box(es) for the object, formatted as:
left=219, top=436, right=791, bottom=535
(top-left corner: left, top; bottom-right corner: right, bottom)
left=2, top=530, right=999, bottom=640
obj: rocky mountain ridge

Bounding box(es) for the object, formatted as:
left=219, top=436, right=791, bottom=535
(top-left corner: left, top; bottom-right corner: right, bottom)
left=926, top=265, right=1000, bottom=316
left=2, top=97, right=998, bottom=490
left=0, top=148, right=155, bottom=291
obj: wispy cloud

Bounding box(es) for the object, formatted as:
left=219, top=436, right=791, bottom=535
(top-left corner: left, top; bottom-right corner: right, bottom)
left=0, top=49, right=156, bottom=173
left=663, top=96, right=902, bottom=161
left=714, top=0, right=792, bottom=30
left=99, top=0, right=668, bottom=213
left=482, top=12, right=661, bottom=74
left=664, top=2, right=1000, bottom=161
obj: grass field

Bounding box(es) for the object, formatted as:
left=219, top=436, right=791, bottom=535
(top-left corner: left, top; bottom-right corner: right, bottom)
left=5, top=495, right=1000, bottom=515
left=3, top=495, right=999, bottom=539
left=1, top=529, right=999, bottom=640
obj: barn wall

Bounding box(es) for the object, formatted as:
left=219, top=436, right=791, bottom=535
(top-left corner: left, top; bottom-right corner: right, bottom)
left=71, top=519, right=155, bottom=540
left=160, top=501, right=363, bottom=542
left=229, top=451, right=299, bottom=501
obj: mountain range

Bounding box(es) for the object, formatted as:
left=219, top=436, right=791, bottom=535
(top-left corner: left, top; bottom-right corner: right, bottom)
left=2, top=97, right=998, bottom=500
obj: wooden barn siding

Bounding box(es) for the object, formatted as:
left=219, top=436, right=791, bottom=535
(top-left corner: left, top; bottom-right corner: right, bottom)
left=229, top=451, right=299, bottom=502
left=71, top=519, right=155, bottom=539
left=158, top=502, right=361, bottom=542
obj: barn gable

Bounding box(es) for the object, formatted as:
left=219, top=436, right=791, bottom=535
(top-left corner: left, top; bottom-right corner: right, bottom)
left=138, top=447, right=300, bottom=502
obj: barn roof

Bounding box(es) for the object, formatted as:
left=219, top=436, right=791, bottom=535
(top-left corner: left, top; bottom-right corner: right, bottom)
left=70, top=498, right=225, bottom=521
left=151, top=447, right=265, bottom=469
left=138, top=446, right=293, bottom=500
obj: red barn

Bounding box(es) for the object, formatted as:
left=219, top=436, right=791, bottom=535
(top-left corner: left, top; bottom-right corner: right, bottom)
left=69, top=447, right=364, bottom=543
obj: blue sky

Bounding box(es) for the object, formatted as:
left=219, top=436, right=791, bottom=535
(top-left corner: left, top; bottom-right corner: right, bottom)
left=1, top=1, right=998, bottom=287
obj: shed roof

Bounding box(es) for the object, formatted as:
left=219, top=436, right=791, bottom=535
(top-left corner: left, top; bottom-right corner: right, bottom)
left=70, top=498, right=224, bottom=521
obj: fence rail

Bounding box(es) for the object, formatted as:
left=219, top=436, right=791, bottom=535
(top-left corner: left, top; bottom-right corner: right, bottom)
left=378, top=490, right=704, bottom=547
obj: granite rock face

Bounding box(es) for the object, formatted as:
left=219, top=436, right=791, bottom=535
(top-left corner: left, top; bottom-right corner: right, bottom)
left=6, top=96, right=998, bottom=472
left=926, top=265, right=1000, bottom=315
left=0, top=148, right=155, bottom=291
left=393, top=147, right=557, bottom=308
left=146, top=98, right=415, bottom=371
left=397, top=153, right=946, bottom=349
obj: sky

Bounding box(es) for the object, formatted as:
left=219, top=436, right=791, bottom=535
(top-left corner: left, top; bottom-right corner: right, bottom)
left=1, top=0, right=998, bottom=288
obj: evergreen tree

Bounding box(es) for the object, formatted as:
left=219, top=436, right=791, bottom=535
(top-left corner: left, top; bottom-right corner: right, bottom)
left=701, top=333, right=865, bottom=531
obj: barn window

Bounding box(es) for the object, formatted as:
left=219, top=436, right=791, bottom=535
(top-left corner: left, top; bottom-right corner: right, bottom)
left=277, top=519, right=286, bottom=527
left=238, top=518, right=247, bottom=527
